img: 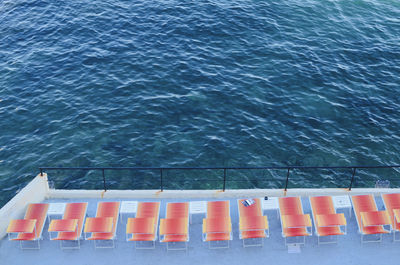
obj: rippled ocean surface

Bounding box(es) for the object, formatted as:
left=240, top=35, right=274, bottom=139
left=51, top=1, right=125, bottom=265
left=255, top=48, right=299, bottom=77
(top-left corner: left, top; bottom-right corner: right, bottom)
left=1, top=0, right=400, bottom=206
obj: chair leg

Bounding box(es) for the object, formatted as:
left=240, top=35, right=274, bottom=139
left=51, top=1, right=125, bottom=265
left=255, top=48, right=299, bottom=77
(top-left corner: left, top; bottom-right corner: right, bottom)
left=20, top=240, right=40, bottom=250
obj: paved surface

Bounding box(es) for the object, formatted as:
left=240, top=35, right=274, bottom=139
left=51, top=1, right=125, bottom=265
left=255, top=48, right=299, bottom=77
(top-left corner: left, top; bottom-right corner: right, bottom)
left=0, top=196, right=397, bottom=265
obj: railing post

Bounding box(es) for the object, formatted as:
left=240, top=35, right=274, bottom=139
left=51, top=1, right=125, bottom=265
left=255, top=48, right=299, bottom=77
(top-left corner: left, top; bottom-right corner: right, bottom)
left=160, top=169, right=163, bottom=192
left=102, top=169, right=107, bottom=191
left=223, top=168, right=227, bottom=191
left=284, top=168, right=290, bottom=191
left=349, top=168, right=356, bottom=191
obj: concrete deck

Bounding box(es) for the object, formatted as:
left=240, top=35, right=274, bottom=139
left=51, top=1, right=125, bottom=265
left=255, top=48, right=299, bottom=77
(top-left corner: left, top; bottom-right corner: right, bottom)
left=0, top=196, right=398, bottom=265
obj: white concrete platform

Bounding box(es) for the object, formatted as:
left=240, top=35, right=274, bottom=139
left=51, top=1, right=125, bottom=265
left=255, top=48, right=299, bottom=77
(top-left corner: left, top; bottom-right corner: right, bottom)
left=0, top=196, right=398, bottom=265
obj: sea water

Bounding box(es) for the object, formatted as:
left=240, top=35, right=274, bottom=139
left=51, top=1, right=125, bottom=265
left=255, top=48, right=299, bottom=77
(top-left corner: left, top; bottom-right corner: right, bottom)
left=0, top=0, right=399, bottom=206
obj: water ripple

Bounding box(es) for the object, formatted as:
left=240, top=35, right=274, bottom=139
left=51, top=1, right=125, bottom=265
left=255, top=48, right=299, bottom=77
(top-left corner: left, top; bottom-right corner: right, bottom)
left=0, top=0, right=400, bottom=205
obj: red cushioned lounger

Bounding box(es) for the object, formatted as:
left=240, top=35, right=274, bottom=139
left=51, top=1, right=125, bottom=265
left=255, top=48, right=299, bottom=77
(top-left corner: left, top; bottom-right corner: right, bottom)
left=309, top=196, right=346, bottom=244
left=126, top=202, right=160, bottom=249
left=7, top=203, right=49, bottom=249
left=84, top=201, right=120, bottom=248
left=48, top=202, right=88, bottom=249
left=159, top=202, right=189, bottom=250
left=237, top=198, right=269, bottom=247
left=202, top=201, right=232, bottom=249
left=278, top=197, right=312, bottom=246
left=351, top=195, right=391, bottom=243
left=382, top=193, right=400, bottom=241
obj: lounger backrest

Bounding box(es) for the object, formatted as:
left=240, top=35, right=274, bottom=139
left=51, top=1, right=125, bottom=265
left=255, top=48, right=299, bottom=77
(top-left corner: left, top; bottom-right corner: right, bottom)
left=238, top=199, right=262, bottom=217
left=97, top=202, right=120, bottom=234
left=24, top=203, right=49, bottom=238
left=63, top=203, right=88, bottom=238
left=166, top=202, right=189, bottom=218
left=97, top=202, right=120, bottom=218
left=279, top=197, right=302, bottom=215
left=207, top=201, right=230, bottom=218
left=136, top=202, right=160, bottom=218
left=382, top=193, right=400, bottom=226
left=310, top=196, right=335, bottom=215
left=352, top=195, right=377, bottom=230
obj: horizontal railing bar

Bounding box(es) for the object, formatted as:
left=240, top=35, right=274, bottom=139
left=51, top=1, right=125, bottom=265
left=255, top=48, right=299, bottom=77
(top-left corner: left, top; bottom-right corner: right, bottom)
left=41, top=164, right=400, bottom=192
left=39, top=165, right=400, bottom=171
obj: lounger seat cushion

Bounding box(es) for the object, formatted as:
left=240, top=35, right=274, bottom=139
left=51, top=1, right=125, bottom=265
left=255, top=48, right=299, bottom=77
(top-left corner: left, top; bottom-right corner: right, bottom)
left=161, top=234, right=188, bottom=242
left=54, top=232, right=80, bottom=241
left=241, top=230, right=266, bottom=239
left=317, top=227, right=344, bottom=237
left=129, top=234, right=156, bottom=241
left=87, top=232, right=114, bottom=240
left=205, top=232, right=231, bottom=241
left=362, top=226, right=390, bottom=235
left=283, top=228, right=310, bottom=237
left=13, top=233, right=36, bottom=241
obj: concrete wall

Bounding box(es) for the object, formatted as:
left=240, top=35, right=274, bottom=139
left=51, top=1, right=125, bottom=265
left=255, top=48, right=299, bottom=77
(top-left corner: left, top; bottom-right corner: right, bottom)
left=0, top=173, right=49, bottom=239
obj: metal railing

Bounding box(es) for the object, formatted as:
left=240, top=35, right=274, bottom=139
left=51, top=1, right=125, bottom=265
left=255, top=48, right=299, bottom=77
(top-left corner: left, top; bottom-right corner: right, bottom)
left=39, top=165, right=400, bottom=192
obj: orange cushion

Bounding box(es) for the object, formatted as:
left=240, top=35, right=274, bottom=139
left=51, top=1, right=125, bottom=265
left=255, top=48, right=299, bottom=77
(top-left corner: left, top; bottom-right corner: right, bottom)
left=86, top=232, right=114, bottom=240
left=317, top=226, right=344, bottom=236
left=161, top=234, right=188, bottom=242
left=129, top=234, right=156, bottom=241
left=136, top=202, right=160, bottom=218
left=13, top=233, right=36, bottom=241
left=279, top=197, right=303, bottom=216
left=283, top=227, right=310, bottom=237
left=241, top=230, right=266, bottom=239
left=238, top=199, right=262, bottom=217
left=207, top=201, right=230, bottom=218
left=362, top=226, right=390, bottom=235
left=166, top=203, right=189, bottom=219
left=205, top=232, right=231, bottom=241
left=54, top=232, right=79, bottom=241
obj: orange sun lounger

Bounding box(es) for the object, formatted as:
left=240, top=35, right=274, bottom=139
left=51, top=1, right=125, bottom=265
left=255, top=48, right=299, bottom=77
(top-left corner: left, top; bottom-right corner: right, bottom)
left=159, top=202, right=189, bottom=250
left=7, top=203, right=49, bottom=249
left=84, top=201, right=120, bottom=248
left=48, top=202, right=88, bottom=249
left=278, top=197, right=312, bottom=246
left=202, top=201, right=232, bottom=249
left=126, top=202, right=160, bottom=249
left=309, top=196, right=346, bottom=244
left=351, top=195, right=391, bottom=243
left=381, top=193, right=400, bottom=241
left=237, top=198, right=269, bottom=247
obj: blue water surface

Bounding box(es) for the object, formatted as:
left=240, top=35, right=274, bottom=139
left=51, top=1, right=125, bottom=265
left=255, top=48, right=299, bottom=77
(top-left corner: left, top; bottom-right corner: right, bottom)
left=1, top=0, right=400, bottom=206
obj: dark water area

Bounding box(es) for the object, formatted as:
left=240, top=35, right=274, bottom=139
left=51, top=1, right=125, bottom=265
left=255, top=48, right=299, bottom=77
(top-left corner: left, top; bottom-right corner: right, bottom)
left=1, top=0, right=400, bottom=206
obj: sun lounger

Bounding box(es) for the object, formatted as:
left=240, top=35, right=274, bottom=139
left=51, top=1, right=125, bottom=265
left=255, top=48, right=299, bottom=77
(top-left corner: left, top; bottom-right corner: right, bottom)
left=381, top=193, right=400, bottom=241
left=7, top=203, right=49, bottom=249
left=159, top=202, right=189, bottom=250
left=278, top=197, right=312, bottom=246
left=351, top=195, right=391, bottom=243
left=84, top=201, right=120, bottom=248
left=48, top=202, right=88, bottom=249
left=309, top=196, right=346, bottom=244
left=126, top=202, right=160, bottom=249
left=202, top=201, right=232, bottom=249
left=237, top=198, right=269, bottom=247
